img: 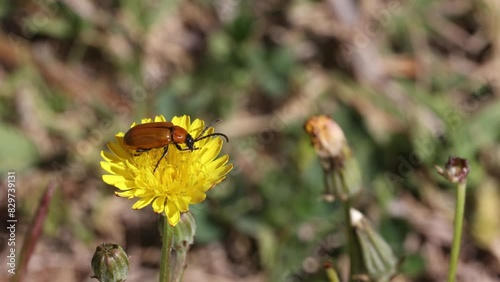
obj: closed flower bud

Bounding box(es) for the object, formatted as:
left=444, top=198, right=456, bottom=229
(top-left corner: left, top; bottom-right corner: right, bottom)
left=435, top=156, right=470, bottom=184
left=91, top=243, right=129, bottom=282
left=350, top=209, right=397, bottom=282
left=304, top=115, right=362, bottom=201
left=172, top=212, right=197, bottom=252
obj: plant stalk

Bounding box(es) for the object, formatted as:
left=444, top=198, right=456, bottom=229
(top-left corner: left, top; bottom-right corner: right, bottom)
left=447, top=181, right=467, bottom=282
left=343, top=200, right=353, bottom=277
left=325, top=263, right=341, bottom=282
left=159, top=217, right=174, bottom=282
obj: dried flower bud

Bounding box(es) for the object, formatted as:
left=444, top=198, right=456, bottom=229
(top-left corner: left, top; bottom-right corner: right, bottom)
left=304, top=115, right=347, bottom=166
left=91, top=243, right=129, bottom=282
left=435, top=156, right=470, bottom=183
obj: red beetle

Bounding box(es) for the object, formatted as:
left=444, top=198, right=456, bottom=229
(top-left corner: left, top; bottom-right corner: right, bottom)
left=123, top=118, right=228, bottom=171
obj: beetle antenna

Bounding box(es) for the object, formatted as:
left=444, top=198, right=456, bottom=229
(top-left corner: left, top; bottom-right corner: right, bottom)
left=195, top=132, right=229, bottom=143
left=196, top=118, right=222, bottom=139
left=192, top=118, right=229, bottom=144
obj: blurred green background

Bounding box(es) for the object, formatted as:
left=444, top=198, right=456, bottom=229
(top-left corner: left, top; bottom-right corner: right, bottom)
left=1, top=0, right=500, bottom=281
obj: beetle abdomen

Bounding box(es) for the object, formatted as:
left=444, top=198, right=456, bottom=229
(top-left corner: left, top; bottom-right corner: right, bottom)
left=123, top=123, right=173, bottom=150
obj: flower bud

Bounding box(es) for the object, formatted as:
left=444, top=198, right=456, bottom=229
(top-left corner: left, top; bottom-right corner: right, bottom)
left=350, top=209, right=397, bottom=282
left=172, top=212, right=197, bottom=252
left=304, top=115, right=347, bottom=161
left=435, top=156, right=470, bottom=183
left=91, top=243, right=129, bottom=282
left=304, top=115, right=362, bottom=201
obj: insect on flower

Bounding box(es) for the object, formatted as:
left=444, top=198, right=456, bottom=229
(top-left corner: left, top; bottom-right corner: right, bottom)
left=123, top=118, right=229, bottom=172
left=101, top=115, right=233, bottom=226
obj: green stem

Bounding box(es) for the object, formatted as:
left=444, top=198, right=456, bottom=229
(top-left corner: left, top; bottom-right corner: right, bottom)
left=342, top=200, right=357, bottom=282
left=343, top=200, right=352, bottom=255
left=325, top=264, right=341, bottom=282
left=159, top=217, right=174, bottom=282
left=447, top=181, right=467, bottom=282
left=340, top=170, right=363, bottom=281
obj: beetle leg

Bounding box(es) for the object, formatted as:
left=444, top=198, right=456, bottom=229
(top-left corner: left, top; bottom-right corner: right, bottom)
left=153, top=146, right=169, bottom=172
left=134, top=148, right=151, bottom=156
left=175, top=143, right=188, bottom=151
left=174, top=143, right=200, bottom=152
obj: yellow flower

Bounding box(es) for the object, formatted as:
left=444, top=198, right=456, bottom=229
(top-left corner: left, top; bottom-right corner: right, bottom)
left=100, top=115, right=233, bottom=226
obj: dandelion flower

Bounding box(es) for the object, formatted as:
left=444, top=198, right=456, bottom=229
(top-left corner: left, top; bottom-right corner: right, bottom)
left=101, top=115, right=233, bottom=226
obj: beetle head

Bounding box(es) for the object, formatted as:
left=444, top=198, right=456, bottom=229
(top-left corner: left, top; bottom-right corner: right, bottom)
left=184, top=134, right=196, bottom=151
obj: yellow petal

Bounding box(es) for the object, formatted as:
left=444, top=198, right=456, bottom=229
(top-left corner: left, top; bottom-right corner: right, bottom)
left=166, top=200, right=180, bottom=226
left=101, top=150, right=120, bottom=163
left=177, top=196, right=191, bottom=212
left=115, top=190, right=135, bottom=198
left=189, top=119, right=204, bottom=137
left=152, top=196, right=166, bottom=213
left=133, top=196, right=154, bottom=209
left=212, top=162, right=233, bottom=177
left=198, top=140, right=222, bottom=164
left=190, top=192, right=206, bottom=203
left=154, top=115, right=166, bottom=122
left=100, top=161, right=128, bottom=175
left=102, top=174, right=125, bottom=185
left=206, top=155, right=230, bottom=170
left=108, top=141, right=130, bottom=159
